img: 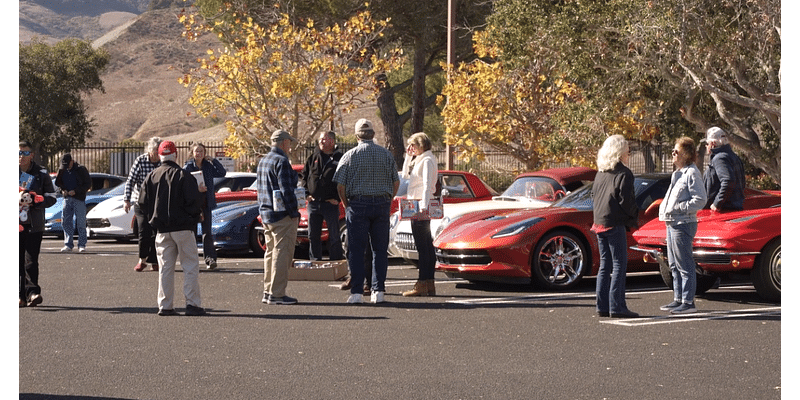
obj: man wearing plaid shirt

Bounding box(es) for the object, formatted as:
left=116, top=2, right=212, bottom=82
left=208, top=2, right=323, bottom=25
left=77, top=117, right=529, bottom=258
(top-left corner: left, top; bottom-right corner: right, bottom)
left=334, top=119, right=400, bottom=304
left=123, top=137, right=162, bottom=272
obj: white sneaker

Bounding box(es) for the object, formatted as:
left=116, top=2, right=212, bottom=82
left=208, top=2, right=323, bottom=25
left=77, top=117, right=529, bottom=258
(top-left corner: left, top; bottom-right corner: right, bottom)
left=371, top=291, right=385, bottom=304
left=78, top=247, right=86, bottom=253
left=346, top=294, right=363, bottom=304
left=60, top=246, right=72, bottom=252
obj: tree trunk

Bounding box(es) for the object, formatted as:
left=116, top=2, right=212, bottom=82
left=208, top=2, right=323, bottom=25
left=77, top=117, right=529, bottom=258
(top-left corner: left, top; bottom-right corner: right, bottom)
left=411, top=42, right=427, bottom=135
left=376, top=74, right=406, bottom=168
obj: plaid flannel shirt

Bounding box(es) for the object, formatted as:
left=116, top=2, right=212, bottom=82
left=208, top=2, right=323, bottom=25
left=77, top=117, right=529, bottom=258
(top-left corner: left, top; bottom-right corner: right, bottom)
left=257, top=147, right=299, bottom=224
left=124, top=153, right=159, bottom=203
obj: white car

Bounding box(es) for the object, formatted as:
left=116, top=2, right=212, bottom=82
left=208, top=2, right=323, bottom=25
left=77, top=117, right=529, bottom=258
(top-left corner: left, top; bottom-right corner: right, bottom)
left=389, top=167, right=597, bottom=263
left=87, top=172, right=257, bottom=241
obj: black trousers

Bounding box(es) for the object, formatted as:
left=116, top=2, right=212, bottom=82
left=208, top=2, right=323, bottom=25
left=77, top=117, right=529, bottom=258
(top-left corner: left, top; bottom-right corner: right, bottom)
left=19, top=226, right=43, bottom=301
left=133, top=204, right=158, bottom=264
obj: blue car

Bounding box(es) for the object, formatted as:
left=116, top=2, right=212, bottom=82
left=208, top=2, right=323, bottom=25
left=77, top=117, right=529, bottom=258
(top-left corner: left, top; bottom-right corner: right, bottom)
left=198, top=200, right=264, bottom=255
left=45, top=173, right=126, bottom=237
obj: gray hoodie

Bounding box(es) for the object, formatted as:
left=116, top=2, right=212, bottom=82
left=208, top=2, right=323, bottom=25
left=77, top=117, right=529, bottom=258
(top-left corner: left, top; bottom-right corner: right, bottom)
left=658, top=164, right=707, bottom=224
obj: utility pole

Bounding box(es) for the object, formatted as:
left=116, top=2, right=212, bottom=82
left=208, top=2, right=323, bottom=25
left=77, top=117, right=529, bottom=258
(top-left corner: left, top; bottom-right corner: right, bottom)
left=445, top=0, right=456, bottom=170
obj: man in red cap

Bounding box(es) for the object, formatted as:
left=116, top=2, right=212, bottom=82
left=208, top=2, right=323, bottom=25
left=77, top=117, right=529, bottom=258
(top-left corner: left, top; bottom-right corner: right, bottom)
left=138, top=140, right=206, bottom=316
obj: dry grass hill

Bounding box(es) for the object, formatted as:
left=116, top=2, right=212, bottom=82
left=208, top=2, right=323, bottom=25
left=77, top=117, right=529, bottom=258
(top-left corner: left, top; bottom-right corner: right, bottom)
left=20, top=1, right=379, bottom=145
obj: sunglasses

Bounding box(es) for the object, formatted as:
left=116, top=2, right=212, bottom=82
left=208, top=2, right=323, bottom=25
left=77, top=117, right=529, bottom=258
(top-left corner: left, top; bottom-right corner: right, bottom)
left=671, top=149, right=680, bottom=156
left=19, top=150, right=32, bottom=156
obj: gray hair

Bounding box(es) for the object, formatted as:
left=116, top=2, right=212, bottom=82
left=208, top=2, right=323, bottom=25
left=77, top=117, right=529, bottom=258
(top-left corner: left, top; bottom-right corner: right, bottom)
left=145, top=137, right=163, bottom=153
left=596, top=135, right=629, bottom=172
left=356, top=129, right=375, bottom=141
left=159, top=153, right=176, bottom=163
left=407, top=132, right=432, bottom=152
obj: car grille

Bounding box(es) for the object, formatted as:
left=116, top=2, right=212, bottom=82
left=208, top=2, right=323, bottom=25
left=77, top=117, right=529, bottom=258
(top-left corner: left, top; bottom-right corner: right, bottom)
left=394, top=233, right=416, bottom=251
left=87, top=218, right=109, bottom=228
left=435, top=248, right=492, bottom=265
left=693, top=251, right=732, bottom=265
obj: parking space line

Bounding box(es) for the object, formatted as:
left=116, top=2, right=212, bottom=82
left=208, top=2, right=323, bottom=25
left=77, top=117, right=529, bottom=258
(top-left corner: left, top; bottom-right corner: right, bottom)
left=600, top=307, right=781, bottom=326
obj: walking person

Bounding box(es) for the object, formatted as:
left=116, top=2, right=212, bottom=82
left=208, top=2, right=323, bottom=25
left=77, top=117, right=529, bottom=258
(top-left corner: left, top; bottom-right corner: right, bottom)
left=124, top=136, right=162, bottom=272
left=184, top=142, right=227, bottom=269
left=257, top=129, right=301, bottom=305
left=401, top=132, right=438, bottom=297
left=702, top=127, right=745, bottom=212
left=300, top=130, right=344, bottom=261
left=591, top=135, right=639, bottom=318
left=659, top=137, right=707, bottom=314
left=138, top=141, right=206, bottom=316
left=19, top=140, right=57, bottom=307
left=55, top=153, right=92, bottom=253
left=333, top=119, right=400, bottom=304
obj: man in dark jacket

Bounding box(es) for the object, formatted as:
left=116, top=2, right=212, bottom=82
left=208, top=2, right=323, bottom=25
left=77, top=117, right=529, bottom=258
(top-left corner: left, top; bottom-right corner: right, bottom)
left=55, top=153, right=92, bottom=253
left=138, top=141, right=205, bottom=316
left=19, top=140, right=57, bottom=307
left=301, top=130, right=344, bottom=261
left=702, top=127, right=745, bottom=211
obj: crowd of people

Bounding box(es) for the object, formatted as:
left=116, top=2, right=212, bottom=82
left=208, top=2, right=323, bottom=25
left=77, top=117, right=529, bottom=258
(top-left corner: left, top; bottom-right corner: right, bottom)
left=20, top=124, right=745, bottom=317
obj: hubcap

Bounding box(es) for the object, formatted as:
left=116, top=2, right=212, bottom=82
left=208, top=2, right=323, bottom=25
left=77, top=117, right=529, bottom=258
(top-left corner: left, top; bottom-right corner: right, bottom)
left=538, top=235, right=584, bottom=285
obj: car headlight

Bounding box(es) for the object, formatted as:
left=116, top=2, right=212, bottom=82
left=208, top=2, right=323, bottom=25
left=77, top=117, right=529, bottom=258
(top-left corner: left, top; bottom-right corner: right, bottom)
left=491, top=217, right=544, bottom=239
left=390, top=212, right=400, bottom=229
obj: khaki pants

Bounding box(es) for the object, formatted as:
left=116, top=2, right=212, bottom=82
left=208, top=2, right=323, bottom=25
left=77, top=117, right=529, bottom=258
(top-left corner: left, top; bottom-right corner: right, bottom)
left=263, top=216, right=299, bottom=297
left=156, top=230, right=201, bottom=310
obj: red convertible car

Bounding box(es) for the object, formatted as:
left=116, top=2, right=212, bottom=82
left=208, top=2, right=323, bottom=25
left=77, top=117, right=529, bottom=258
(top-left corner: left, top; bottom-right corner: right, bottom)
left=631, top=192, right=781, bottom=301
left=434, top=174, right=673, bottom=290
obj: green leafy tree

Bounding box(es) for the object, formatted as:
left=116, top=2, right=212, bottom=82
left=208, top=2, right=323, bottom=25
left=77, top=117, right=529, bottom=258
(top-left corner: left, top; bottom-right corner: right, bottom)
left=19, top=39, right=109, bottom=163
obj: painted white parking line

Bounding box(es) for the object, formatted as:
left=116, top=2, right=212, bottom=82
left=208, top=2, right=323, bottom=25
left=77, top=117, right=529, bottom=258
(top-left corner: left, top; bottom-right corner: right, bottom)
left=600, top=307, right=781, bottom=326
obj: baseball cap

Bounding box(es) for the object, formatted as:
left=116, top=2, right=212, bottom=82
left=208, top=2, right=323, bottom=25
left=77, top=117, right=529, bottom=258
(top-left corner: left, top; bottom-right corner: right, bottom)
left=158, top=141, right=177, bottom=156
left=271, top=129, right=297, bottom=143
left=61, top=153, right=72, bottom=167
left=702, top=127, right=727, bottom=143
left=355, top=118, right=374, bottom=133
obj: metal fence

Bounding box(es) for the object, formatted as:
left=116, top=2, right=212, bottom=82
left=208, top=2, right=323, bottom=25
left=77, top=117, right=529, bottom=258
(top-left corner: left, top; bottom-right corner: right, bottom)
left=56, top=141, right=675, bottom=191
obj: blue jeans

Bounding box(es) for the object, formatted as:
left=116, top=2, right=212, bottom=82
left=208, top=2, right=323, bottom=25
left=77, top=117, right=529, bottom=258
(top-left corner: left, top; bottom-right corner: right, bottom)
left=411, top=219, right=436, bottom=280
left=595, top=225, right=629, bottom=314
left=345, top=198, right=391, bottom=294
left=308, top=200, right=344, bottom=261
left=666, top=222, right=698, bottom=304
left=62, top=196, right=87, bottom=248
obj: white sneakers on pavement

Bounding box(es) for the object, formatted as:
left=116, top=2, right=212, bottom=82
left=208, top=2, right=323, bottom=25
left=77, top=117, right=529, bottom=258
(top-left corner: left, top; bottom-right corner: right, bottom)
left=371, top=291, right=385, bottom=304
left=346, top=294, right=363, bottom=304
left=60, top=246, right=72, bottom=252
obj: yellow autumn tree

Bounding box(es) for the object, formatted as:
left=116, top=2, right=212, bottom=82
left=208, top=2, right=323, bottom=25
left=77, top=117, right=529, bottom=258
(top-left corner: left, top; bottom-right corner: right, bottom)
left=440, top=30, right=593, bottom=172
left=179, top=4, right=403, bottom=160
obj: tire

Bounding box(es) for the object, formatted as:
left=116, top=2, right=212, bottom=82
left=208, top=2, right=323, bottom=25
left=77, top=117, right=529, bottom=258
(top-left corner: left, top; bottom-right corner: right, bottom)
left=338, top=222, right=349, bottom=257
left=751, top=238, right=780, bottom=302
left=659, top=260, right=717, bottom=295
left=249, top=223, right=265, bottom=256
left=530, top=231, right=589, bottom=290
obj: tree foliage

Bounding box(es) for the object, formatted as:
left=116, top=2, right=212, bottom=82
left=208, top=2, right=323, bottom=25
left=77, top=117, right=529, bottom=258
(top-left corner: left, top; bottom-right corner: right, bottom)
left=179, top=2, right=403, bottom=160
left=19, top=38, right=109, bottom=162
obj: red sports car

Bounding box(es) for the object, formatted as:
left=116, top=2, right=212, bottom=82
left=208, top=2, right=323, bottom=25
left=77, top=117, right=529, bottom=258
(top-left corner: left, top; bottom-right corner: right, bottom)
left=631, top=192, right=781, bottom=301
left=434, top=174, right=673, bottom=290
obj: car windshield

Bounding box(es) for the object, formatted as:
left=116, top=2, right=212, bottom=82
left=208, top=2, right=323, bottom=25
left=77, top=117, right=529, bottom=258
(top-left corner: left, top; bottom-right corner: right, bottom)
left=551, top=176, right=670, bottom=211
left=498, top=176, right=562, bottom=201
left=104, top=183, right=126, bottom=196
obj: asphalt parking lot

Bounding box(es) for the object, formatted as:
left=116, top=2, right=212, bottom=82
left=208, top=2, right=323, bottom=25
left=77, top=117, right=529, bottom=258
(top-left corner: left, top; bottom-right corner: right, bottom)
left=18, top=237, right=782, bottom=399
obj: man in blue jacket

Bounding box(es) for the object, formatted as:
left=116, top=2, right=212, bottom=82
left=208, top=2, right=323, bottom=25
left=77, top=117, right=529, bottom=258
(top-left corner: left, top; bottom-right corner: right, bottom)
left=702, top=127, right=745, bottom=211
left=55, top=153, right=92, bottom=253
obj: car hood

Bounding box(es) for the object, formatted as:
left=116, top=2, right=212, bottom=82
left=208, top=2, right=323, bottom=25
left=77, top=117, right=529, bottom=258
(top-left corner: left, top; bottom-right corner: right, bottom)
left=87, top=195, right=126, bottom=217
left=212, top=200, right=258, bottom=222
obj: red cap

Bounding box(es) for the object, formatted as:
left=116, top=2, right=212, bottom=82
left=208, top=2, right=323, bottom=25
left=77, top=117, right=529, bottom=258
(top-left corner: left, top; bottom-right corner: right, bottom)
left=158, top=141, right=177, bottom=156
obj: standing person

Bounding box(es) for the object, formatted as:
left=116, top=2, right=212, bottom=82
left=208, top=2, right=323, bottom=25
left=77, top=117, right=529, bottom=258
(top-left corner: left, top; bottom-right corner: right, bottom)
left=19, top=140, right=57, bottom=307
left=401, top=132, right=438, bottom=297
left=55, top=153, right=92, bottom=253
left=138, top=141, right=206, bottom=316
left=183, top=142, right=227, bottom=269
left=659, top=137, right=707, bottom=314
left=702, top=126, right=745, bottom=212
left=124, top=137, right=162, bottom=272
left=333, top=118, right=400, bottom=304
left=591, top=135, right=639, bottom=318
left=300, top=130, right=344, bottom=261
left=257, top=129, right=301, bottom=305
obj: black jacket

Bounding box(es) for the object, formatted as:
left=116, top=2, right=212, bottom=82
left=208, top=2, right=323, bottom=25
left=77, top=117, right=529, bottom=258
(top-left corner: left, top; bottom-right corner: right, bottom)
left=20, top=161, right=57, bottom=232
left=591, top=163, right=638, bottom=229
left=55, top=162, right=92, bottom=201
left=703, top=144, right=745, bottom=211
left=138, top=160, right=202, bottom=233
left=301, top=147, right=343, bottom=202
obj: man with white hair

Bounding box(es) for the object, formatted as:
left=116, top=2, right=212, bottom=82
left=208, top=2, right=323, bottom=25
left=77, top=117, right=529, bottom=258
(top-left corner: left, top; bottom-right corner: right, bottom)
left=701, top=126, right=745, bottom=211
left=333, top=119, right=400, bottom=304
left=138, top=141, right=205, bottom=316
left=124, top=136, right=162, bottom=272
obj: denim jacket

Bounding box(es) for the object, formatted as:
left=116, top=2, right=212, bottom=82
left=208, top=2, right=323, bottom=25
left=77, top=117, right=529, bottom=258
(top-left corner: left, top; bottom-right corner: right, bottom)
left=659, top=164, right=707, bottom=224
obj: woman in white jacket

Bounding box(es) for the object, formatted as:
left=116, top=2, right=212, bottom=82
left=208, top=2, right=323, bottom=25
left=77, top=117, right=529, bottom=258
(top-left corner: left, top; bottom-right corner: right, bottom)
left=401, top=132, right=439, bottom=297
left=658, top=137, right=707, bottom=314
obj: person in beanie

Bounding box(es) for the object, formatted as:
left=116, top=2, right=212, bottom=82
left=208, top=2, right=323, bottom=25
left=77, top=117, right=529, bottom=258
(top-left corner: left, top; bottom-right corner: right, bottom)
left=257, top=129, right=300, bottom=305
left=138, top=140, right=205, bottom=316
left=55, top=153, right=92, bottom=253
left=183, top=142, right=227, bottom=269
left=701, top=126, right=745, bottom=212
left=333, top=119, right=400, bottom=304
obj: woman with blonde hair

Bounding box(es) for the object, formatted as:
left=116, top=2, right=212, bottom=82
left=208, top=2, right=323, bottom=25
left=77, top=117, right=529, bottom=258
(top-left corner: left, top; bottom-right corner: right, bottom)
left=591, top=135, right=639, bottom=318
left=401, top=132, right=439, bottom=297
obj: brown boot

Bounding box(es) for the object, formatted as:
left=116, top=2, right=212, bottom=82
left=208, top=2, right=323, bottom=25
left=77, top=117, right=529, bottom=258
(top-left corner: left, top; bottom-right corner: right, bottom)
left=426, top=279, right=436, bottom=296
left=403, top=280, right=431, bottom=297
